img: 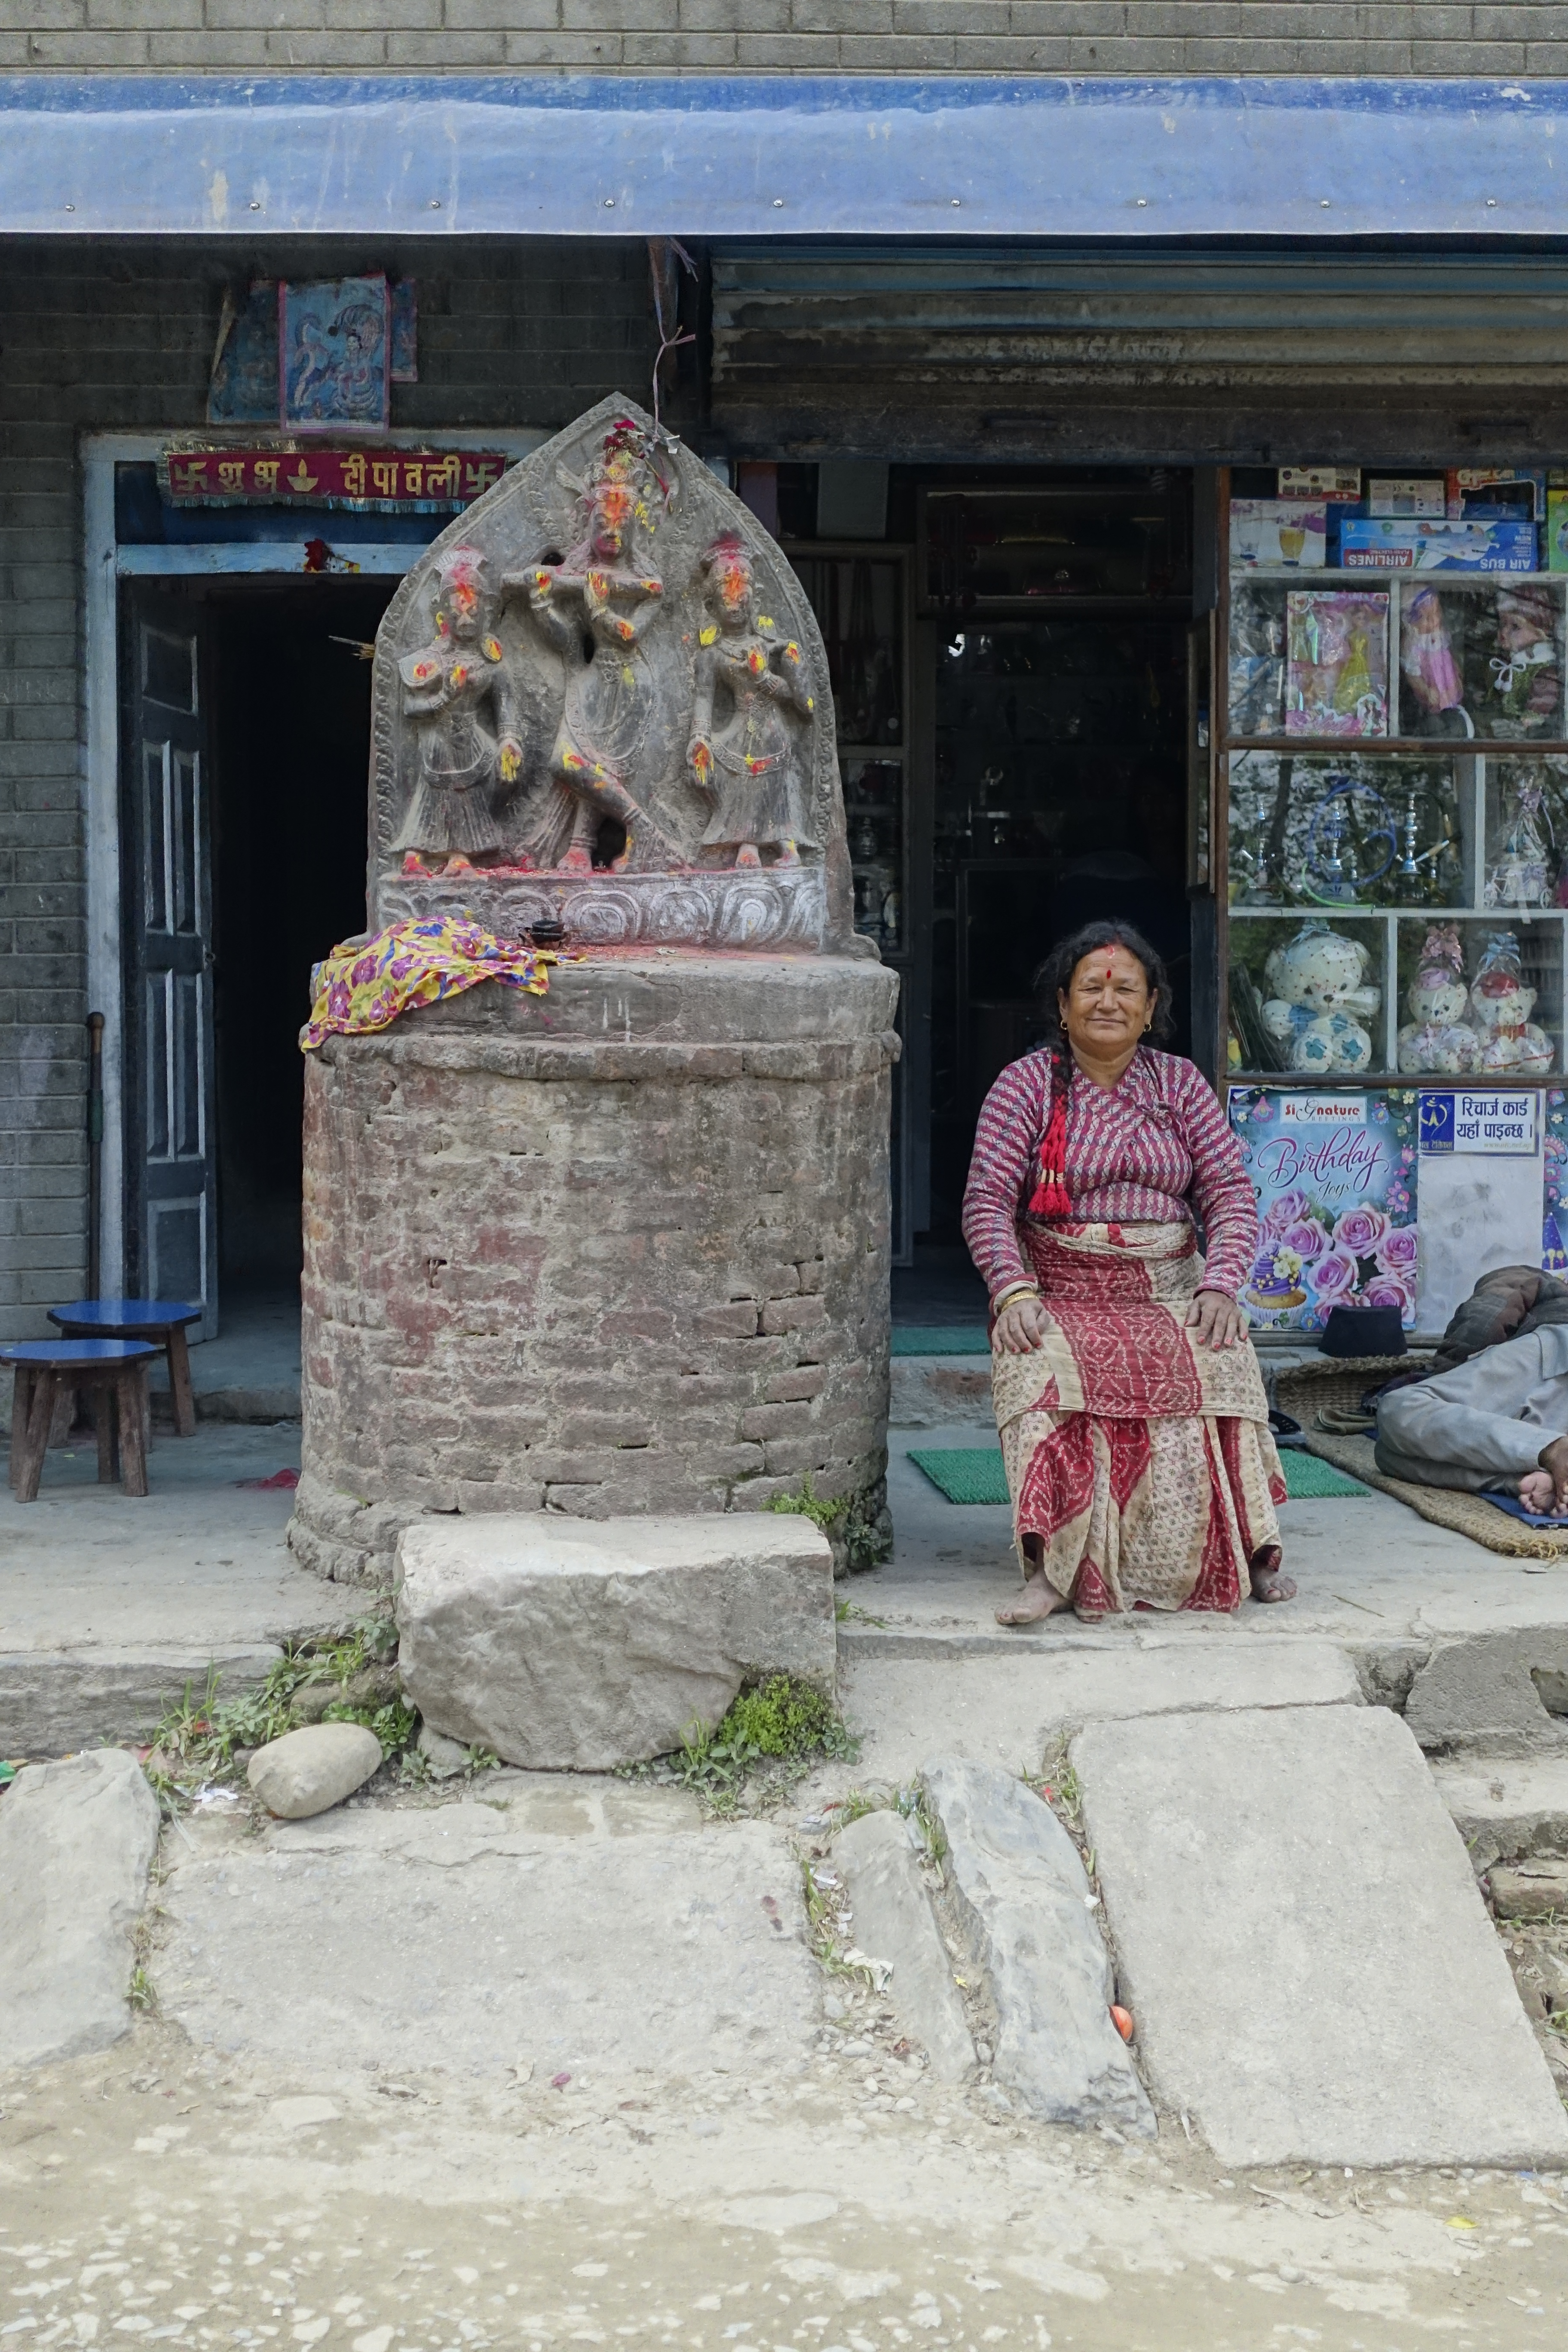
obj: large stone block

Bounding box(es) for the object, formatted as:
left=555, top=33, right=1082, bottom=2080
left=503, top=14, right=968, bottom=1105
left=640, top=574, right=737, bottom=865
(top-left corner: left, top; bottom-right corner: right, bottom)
left=0, top=1749, right=160, bottom=2069
left=396, top=1511, right=836, bottom=1770
left=1075, top=1704, right=1568, bottom=2167
left=919, top=1754, right=1154, bottom=2134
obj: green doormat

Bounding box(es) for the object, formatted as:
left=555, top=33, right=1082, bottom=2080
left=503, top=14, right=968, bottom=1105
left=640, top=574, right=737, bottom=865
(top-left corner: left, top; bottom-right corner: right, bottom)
left=1278, top=1449, right=1372, bottom=1499
left=908, top=1445, right=1372, bottom=1507
left=908, top=1448, right=1010, bottom=1504
left=891, top=1327, right=991, bottom=1357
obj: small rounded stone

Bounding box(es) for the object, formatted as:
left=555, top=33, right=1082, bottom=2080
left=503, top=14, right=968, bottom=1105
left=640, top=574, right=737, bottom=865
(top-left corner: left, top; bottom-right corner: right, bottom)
left=247, top=1722, right=383, bottom=1819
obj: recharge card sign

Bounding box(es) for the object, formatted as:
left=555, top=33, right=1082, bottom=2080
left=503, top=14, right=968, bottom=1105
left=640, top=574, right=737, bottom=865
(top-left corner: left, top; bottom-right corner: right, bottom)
left=1419, top=1090, right=1538, bottom=1155
left=1227, top=1088, right=1419, bottom=1332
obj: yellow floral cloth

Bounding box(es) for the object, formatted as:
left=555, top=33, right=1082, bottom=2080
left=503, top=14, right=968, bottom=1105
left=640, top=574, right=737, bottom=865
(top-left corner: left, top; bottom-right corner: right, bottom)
left=300, top=917, right=555, bottom=1050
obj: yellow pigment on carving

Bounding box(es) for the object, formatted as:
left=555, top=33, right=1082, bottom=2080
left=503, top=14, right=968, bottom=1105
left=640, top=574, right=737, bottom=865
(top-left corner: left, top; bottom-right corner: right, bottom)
left=699, top=625, right=718, bottom=646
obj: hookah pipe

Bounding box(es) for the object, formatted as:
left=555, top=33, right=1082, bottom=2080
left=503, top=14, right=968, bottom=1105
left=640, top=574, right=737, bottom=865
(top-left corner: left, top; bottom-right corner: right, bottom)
left=1303, top=775, right=1396, bottom=908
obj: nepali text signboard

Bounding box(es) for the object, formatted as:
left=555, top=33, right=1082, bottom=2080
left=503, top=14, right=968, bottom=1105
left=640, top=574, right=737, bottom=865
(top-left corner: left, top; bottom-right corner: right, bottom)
left=157, top=445, right=509, bottom=513
left=1418, top=1090, right=1539, bottom=1156
left=1227, top=1088, right=1419, bottom=1333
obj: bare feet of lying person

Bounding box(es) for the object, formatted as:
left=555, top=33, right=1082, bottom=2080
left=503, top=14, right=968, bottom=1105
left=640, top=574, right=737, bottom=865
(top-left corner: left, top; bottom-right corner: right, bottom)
left=1250, top=1549, right=1297, bottom=1602
left=1522, top=1434, right=1568, bottom=1516
left=995, top=1565, right=1074, bottom=1624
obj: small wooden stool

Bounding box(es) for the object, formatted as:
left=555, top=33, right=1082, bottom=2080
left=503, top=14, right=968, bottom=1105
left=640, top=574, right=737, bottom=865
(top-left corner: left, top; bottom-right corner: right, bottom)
left=3, top=1339, right=157, bottom=1501
left=48, top=1299, right=202, bottom=1438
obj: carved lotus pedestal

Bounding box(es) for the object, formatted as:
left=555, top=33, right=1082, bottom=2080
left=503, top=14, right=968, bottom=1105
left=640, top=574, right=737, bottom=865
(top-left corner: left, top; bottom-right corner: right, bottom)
left=290, top=953, right=899, bottom=1585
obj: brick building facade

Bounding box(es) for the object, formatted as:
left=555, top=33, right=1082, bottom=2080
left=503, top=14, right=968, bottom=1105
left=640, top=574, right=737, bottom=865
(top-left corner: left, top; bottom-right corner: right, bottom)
left=6, top=28, right=1568, bottom=1353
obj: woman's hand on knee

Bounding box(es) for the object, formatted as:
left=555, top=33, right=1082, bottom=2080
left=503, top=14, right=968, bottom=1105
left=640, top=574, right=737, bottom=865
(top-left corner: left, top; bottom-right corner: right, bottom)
left=1186, top=1287, right=1246, bottom=1351
left=994, top=1296, right=1048, bottom=1354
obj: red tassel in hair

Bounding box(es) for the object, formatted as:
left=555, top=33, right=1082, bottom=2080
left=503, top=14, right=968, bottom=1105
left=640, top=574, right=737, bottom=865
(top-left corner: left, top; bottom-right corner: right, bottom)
left=1027, top=1050, right=1072, bottom=1219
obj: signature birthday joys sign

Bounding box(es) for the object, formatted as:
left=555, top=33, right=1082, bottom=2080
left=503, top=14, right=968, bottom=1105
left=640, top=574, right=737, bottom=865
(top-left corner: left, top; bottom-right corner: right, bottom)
left=1227, top=1089, right=1420, bottom=1332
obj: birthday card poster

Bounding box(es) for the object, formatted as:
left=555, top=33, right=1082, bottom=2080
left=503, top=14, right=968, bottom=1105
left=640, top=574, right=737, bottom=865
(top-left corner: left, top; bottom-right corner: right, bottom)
left=1227, top=1088, right=1420, bottom=1331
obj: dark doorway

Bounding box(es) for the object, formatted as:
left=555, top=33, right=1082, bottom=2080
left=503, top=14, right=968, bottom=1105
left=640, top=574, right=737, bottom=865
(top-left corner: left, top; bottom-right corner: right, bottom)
left=209, top=580, right=391, bottom=1299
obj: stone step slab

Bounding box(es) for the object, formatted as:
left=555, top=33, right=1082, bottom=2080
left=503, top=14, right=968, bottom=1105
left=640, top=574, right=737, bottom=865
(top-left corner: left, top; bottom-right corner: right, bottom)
left=0, top=1748, right=160, bottom=2068
left=396, top=1513, right=835, bottom=1772
left=1074, top=1703, right=1568, bottom=2168
left=833, top=1807, right=975, bottom=2082
left=158, top=1798, right=818, bottom=2077
left=919, top=1754, right=1154, bottom=2135
left=841, top=1642, right=1363, bottom=1782
left=1430, top=1752, right=1568, bottom=1872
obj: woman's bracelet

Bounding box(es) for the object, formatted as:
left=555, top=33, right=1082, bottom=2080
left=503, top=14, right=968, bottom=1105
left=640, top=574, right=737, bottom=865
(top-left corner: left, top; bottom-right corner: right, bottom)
left=991, top=1281, right=1041, bottom=1315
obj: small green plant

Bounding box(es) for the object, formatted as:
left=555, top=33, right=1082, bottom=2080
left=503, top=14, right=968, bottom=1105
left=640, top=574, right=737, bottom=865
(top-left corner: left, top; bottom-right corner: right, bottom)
left=128, top=1965, right=156, bottom=2012
left=769, top=1478, right=891, bottom=1573
left=143, top=1608, right=413, bottom=1789
left=767, top=1476, right=844, bottom=1532
left=666, top=1675, right=860, bottom=1814
left=834, top=1597, right=888, bottom=1629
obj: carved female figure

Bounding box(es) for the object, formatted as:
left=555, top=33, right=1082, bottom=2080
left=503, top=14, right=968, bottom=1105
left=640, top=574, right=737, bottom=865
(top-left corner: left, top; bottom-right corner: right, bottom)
left=392, top=547, right=522, bottom=872
left=687, top=536, right=818, bottom=868
left=507, top=424, right=678, bottom=872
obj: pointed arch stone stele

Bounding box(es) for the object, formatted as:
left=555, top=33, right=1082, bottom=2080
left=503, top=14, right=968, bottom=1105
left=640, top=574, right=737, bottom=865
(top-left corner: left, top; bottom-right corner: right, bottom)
left=369, top=394, right=854, bottom=955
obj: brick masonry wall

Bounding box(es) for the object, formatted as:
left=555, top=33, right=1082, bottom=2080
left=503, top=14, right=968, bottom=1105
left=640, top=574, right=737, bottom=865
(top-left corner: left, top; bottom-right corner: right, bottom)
left=0, top=238, right=654, bottom=1337
left=8, top=3, right=1568, bottom=76
left=290, top=958, right=901, bottom=1584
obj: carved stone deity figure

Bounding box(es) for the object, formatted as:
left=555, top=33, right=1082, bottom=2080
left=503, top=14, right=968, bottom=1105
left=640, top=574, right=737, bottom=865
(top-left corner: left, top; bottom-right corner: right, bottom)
left=370, top=394, right=855, bottom=949
left=504, top=422, right=679, bottom=873
left=392, top=547, right=522, bottom=873
left=687, top=536, right=820, bottom=869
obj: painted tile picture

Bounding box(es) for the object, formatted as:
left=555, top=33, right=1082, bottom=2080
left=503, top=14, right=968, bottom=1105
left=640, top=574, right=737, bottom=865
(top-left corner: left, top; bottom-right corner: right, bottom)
left=280, top=275, right=390, bottom=430
left=207, top=281, right=279, bottom=425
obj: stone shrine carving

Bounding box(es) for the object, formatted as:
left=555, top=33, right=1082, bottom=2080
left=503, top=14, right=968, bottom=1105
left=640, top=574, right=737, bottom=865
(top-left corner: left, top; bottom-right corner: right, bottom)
left=392, top=548, right=521, bottom=869
left=689, top=536, right=819, bottom=868
left=371, top=395, right=852, bottom=952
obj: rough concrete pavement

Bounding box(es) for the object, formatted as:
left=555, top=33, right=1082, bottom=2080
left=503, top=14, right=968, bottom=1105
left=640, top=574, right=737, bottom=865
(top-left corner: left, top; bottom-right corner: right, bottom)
left=156, top=1782, right=820, bottom=2077
left=0, top=1749, right=159, bottom=2068
left=1075, top=1703, right=1568, bottom=2168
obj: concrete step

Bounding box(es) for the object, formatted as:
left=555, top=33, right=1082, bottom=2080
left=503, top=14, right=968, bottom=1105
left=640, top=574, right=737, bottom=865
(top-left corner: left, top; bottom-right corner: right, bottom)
left=1075, top=1703, right=1568, bottom=2168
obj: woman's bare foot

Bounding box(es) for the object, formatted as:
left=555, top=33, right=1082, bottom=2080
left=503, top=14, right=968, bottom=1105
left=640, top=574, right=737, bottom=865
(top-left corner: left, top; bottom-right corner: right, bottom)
left=1250, top=1554, right=1296, bottom=1602
left=996, top=1566, right=1073, bottom=1625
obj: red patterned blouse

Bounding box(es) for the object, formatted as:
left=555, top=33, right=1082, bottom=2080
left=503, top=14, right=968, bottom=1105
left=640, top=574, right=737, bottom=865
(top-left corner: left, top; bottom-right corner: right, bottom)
left=960, top=1045, right=1258, bottom=1305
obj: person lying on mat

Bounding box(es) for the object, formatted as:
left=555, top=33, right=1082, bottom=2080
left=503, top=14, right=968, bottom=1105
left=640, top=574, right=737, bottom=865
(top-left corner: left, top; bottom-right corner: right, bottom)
left=960, top=919, right=1295, bottom=1623
left=1375, top=1328, right=1568, bottom=1516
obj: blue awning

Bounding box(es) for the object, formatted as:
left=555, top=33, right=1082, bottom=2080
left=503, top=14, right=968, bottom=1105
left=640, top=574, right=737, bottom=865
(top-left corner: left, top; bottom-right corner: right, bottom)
left=2, top=73, right=1566, bottom=240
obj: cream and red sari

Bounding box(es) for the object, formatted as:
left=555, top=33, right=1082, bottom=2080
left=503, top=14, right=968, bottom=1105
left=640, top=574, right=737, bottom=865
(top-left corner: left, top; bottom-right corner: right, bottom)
left=992, top=1221, right=1286, bottom=1614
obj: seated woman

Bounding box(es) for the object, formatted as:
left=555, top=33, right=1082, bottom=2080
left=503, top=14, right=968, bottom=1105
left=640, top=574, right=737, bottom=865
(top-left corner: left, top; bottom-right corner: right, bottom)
left=960, top=921, right=1294, bottom=1622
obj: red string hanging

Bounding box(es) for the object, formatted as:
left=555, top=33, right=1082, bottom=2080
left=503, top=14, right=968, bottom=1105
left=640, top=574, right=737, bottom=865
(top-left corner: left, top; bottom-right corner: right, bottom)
left=1027, top=1050, right=1072, bottom=1219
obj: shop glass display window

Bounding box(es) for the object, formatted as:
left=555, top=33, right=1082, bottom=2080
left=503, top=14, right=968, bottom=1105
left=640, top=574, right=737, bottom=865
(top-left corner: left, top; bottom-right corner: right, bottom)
left=1223, top=467, right=1568, bottom=1085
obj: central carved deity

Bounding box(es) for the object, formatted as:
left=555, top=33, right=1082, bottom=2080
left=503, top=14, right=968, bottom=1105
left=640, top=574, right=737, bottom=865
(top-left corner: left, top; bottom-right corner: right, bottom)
left=371, top=396, right=852, bottom=952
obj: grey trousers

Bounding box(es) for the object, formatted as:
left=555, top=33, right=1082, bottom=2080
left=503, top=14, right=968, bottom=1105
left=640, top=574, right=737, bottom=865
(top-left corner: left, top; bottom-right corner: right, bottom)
left=1375, top=1326, right=1568, bottom=1493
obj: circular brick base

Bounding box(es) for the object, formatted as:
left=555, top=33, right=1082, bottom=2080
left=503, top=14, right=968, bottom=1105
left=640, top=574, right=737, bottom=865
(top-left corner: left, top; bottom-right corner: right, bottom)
left=289, top=952, right=899, bottom=1587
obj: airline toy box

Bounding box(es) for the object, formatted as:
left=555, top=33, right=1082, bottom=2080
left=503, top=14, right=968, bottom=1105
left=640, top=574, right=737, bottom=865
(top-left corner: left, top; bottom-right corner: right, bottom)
left=1338, top=518, right=1537, bottom=572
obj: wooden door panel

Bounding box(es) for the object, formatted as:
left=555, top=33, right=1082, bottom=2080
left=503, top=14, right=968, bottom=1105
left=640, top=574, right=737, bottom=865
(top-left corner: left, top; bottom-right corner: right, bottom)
left=122, top=591, right=218, bottom=1336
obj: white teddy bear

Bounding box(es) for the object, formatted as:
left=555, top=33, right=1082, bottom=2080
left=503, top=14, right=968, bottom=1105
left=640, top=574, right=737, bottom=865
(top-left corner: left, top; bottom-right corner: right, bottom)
left=1262, top=920, right=1381, bottom=1075
left=1469, top=930, right=1553, bottom=1074
left=1396, top=922, right=1479, bottom=1075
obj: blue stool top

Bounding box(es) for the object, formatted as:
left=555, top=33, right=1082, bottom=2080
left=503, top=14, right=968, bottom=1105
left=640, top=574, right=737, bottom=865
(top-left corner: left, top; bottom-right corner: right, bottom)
left=49, top=1299, right=201, bottom=1333
left=3, top=1338, right=159, bottom=1365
